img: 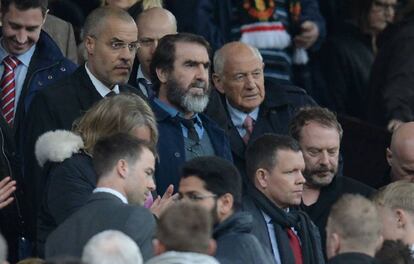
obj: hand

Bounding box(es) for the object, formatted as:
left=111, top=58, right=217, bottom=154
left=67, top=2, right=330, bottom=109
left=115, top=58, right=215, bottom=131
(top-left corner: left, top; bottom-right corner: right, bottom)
left=387, top=119, right=404, bottom=132
left=0, top=177, right=16, bottom=209
left=150, top=184, right=179, bottom=218
left=294, top=21, right=319, bottom=49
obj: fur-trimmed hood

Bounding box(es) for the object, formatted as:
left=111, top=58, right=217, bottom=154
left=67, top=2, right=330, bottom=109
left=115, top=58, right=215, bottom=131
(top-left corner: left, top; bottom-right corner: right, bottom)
left=35, top=130, right=84, bottom=167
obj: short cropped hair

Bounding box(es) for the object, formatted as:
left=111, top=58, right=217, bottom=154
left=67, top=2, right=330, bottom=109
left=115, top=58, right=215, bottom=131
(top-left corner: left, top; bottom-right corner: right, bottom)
left=289, top=106, right=343, bottom=141
left=149, top=33, right=211, bottom=92
left=1, top=0, right=48, bottom=16
left=82, top=230, right=142, bottom=264
left=372, top=180, right=414, bottom=213
left=92, top=133, right=156, bottom=178
left=328, top=194, right=382, bottom=249
left=181, top=156, right=242, bottom=210
left=156, top=202, right=212, bottom=254
left=245, top=134, right=302, bottom=183
left=83, top=6, right=135, bottom=39
left=73, top=93, right=158, bottom=154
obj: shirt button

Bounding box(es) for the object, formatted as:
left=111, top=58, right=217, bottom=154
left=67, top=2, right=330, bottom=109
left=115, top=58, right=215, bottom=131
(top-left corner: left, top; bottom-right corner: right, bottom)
left=38, top=81, right=43, bottom=86
left=60, top=67, right=66, bottom=72
left=174, top=152, right=180, bottom=158
left=47, top=75, right=53, bottom=80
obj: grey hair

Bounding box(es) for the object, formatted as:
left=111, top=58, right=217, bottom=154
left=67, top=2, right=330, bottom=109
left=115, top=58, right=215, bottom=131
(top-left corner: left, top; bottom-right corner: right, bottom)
left=81, top=230, right=142, bottom=264
left=0, top=234, right=6, bottom=263
left=83, top=6, right=135, bottom=39
left=213, top=43, right=263, bottom=75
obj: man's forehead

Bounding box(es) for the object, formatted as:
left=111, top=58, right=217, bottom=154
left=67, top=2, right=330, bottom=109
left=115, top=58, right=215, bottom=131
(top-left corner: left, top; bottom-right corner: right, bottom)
left=3, top=4, right=44, bottom=24
left=174, top=42, right=209, bottom=59
left=100, top=20, right=137, bottom=41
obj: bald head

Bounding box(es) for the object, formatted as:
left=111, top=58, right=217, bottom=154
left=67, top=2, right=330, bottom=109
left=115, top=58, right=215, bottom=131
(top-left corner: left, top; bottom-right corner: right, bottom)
left=387, top=122, right=414, bottom=182
left=136, top=7, right=177, bottom=79
left=213, top=42, right=263, bottom=75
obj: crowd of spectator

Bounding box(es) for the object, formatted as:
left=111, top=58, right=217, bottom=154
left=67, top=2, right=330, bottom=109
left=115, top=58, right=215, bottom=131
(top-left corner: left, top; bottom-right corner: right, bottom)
left=1, top=0, right=414, bottom=263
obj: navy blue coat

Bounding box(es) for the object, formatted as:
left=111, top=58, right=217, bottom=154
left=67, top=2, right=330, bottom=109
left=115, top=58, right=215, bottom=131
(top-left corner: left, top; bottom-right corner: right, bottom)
left=13, top=30, right=77, bottom=152
left=151, top=101, right=233, bottom=194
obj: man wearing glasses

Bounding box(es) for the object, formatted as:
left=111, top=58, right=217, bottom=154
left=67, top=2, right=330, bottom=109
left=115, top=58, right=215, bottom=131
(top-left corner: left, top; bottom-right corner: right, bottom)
left=178, top=156, right=274, bottom=264
left=23, top=6, right=143, bottom=243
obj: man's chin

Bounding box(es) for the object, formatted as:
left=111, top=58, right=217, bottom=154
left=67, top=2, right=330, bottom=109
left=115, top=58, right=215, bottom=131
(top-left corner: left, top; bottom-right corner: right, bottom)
left=307, top=174, right=335, bottom=188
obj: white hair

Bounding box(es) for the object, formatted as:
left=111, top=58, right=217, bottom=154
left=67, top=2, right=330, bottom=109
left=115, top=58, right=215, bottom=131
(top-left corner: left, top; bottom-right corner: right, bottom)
left=81, top=230, right=142, bottom=264
left=213, top=43, right=263, bottom=75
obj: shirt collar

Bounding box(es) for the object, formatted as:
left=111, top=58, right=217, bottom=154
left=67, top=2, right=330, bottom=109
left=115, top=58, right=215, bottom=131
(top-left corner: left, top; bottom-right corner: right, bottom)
left=153, top=97, right=202, bottom=126
left=226, top=99, right=259, bottom=128
left=93, top=187, right=128, bottom=204
left=137, top=65, right=151, bottom=84
left=85, top=63, right=120, bottom=97
left=0, top=38, right=36, bottom=67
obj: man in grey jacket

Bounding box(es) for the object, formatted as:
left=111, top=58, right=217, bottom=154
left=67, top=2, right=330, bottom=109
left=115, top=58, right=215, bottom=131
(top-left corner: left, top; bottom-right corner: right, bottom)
left=45, top=133, right=157, bottom=260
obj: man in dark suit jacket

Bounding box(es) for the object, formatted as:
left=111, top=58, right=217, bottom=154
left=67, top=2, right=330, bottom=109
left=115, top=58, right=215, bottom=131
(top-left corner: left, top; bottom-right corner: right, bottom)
left=128, top=7, right=177, bottom=97
left=288, top=107, right=375, bottom=257
left=45, top=133, right=157, bottom=260
left=210, top=41, right=315, bottom=181
left=243, top=134, right=324, bottom=264
left=149, top=33, right=232, bottom=194
left=23, top=6, right=143, bottom=243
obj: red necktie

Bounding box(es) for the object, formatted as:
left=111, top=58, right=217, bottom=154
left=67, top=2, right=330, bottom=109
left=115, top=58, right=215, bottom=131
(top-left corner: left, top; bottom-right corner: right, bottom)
left=1, top=56, right=20, bottom=124
left=242, top=115, right=254, bottom=144
left=286, top=228, right=303, bottom=264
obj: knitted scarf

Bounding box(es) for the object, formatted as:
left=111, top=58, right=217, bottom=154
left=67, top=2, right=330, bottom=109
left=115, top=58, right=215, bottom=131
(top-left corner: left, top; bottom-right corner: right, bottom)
left=247, top=185, right=325, bottom=264
left=238, top=0, right=308, bottom=64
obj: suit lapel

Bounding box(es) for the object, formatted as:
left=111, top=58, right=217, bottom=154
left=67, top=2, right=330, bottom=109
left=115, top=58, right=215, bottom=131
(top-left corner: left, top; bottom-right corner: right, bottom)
left=76, top=66, right=102, bottom=112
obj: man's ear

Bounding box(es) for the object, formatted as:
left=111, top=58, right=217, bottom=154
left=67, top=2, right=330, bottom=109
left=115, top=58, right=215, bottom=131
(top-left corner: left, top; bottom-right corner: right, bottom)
left=207, top=239, right=217, bottom=256
left=212, top=73, right=225, bottom=94
left=255, top=168, right=269, bottom=189
left=153, top=239, right=166, bottom=256
left=396, top=209, right=407, bottom=229
left=217, top=193, right=234, bottom=219
left=331, top=233, right=341, bottom=257
left=386, top=147, right=393, bottom=166
left=156, top=67, right=168, bottom=84
left=116, top=159, right=129, bottom=179
left=84, top=35, right=96, bottom=56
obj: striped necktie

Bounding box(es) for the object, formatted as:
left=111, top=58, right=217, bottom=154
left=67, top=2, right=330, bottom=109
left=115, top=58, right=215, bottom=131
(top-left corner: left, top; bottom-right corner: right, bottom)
left=1, top=56, right=20, bottom=125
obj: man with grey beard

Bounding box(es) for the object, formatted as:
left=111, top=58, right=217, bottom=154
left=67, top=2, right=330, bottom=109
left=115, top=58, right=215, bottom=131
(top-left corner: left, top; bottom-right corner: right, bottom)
left=288, top=106, right=375, bottom=258
left=149, top=33, right=232, bottom=194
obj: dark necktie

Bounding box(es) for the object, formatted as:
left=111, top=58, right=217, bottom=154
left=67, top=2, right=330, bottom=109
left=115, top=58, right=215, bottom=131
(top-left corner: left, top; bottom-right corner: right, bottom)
left=138, top=78, right=154, bottom=99
left=105, top=91, right=116, bottom=97
left=286, top=228, right=303, bottom=264
left=179, top=117, right=200, bottom=143
left=1, top=56, right=21, bottom=125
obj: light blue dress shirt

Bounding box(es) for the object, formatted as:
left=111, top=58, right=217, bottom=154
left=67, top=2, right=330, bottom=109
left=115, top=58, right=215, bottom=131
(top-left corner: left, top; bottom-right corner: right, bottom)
left=0, top=40, right=36, bottom=114
left=226, top=99, right=259, bottom=138
left=153, top=98, right=204, bottom=139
